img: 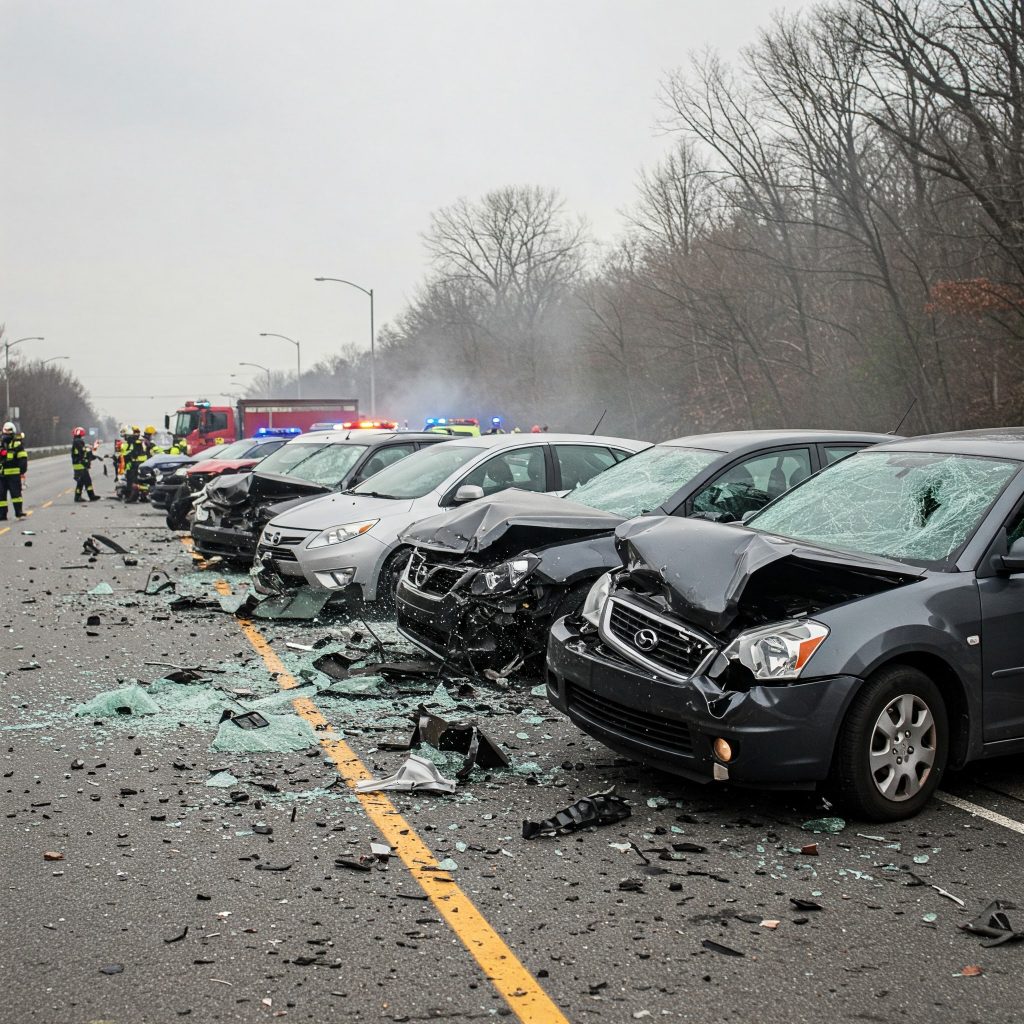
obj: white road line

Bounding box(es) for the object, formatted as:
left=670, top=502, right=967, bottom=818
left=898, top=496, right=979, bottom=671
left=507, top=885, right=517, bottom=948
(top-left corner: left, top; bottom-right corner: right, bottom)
left=936, top=791, right=1024, bottom=835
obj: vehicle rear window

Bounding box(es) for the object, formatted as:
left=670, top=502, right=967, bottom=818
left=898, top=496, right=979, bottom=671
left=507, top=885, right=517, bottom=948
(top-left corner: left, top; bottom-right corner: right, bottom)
left=206, top=439, right=256, bottom=460
left=567, top=445, right=719, bottom=518
left=351, top=444, right=479, bottom=499
left=749, top=450, right=1021, bottom=568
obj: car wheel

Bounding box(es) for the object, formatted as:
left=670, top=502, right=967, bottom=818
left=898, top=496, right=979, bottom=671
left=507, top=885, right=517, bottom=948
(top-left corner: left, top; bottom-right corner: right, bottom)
left=831, top=665, right=948, bottom=821
left=376, top=547, right=412, bottom=610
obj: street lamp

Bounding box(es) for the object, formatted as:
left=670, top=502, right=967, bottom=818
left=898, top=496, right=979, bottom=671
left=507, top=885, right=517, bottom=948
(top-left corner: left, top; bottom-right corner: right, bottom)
left=314, top=276, right=375, bottom=417
left=41, top=356, right=70, bottom=366
left=259, top=334, right=301, bottom=398
left=3, top=336, right=44, bottom=421
left=239, top=361, right=272, bottom=395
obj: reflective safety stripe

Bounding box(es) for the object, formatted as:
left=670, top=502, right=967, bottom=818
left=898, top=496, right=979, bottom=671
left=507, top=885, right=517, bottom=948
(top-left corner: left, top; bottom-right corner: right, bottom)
left=2, top=468, right=21, bottom=475
left=72, top=463, right=85, bottom=470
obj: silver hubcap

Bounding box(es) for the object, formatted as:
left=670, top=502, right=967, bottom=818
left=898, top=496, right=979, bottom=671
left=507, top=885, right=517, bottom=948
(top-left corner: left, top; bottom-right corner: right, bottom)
left=868, top=693, right=936, bottom=802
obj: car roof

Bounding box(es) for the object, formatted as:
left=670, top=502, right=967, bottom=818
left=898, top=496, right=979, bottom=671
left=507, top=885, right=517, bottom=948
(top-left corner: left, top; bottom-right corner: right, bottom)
left=283, top=430, right=443, bottom=444
left=865, top=426, right=1024, bottom=460
left=415, top=433, right=649, bottom=450
left=661, top=429, right=896, bottom=456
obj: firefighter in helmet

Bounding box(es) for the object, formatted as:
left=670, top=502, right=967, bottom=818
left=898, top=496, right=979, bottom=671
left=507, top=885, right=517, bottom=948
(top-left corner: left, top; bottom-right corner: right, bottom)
left=123, top=425, right=146, bottom=503
left=71, top=427, right=101, bottom=502
left=0, top=421, right=28, bottom=519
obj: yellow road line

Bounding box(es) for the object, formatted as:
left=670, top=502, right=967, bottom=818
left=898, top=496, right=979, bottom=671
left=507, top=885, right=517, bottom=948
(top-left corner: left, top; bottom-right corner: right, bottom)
left=41, top=500, right=53, bottom=509
left=0, top=527, right=8, bottom=536
left=213, top=578, right=570, bottom=1024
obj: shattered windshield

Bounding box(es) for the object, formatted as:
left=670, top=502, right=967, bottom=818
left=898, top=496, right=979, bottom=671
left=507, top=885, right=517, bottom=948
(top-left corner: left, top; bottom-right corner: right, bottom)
left=351, top=444, right=478, bottom=499
left=748, top=451, right=1020, bottom=568
left=566, top=445, right=719, bottom=518
left=284, top=443, right=368, bottom=487
left=255, top=440, right=331, bottom=477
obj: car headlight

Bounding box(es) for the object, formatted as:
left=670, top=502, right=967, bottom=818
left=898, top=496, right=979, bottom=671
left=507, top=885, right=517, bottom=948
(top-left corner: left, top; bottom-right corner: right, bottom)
left=580, top=571, right=613, bottom=628
left=307, top=519, right=379, bottom=549
left=470, top=554, right=541, bottom=596
left=723, top=619, right=829, bottom=680
left=194, top=503, right=210, bottom=522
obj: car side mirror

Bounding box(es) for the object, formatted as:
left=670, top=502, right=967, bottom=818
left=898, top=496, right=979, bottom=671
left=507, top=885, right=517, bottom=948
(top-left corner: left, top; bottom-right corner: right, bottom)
left=998, top=536, right=1024, bottom=574
left=164, top=414, right=170, bottom=429
left=453, top=484, right=485, bottom=505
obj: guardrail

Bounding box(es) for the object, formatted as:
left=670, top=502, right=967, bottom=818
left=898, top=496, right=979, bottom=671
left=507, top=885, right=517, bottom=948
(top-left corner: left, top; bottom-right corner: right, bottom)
left=26, top=446, right=68, bottom=459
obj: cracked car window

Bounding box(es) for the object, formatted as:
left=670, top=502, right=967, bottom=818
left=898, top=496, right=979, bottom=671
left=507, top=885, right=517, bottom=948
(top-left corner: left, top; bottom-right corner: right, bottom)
left=691, top=447, right=812, bottom=521
left=255, top=439, right=333, bottom=476
left=749, top=451, right=1020, bottom=567
left=283, top=443, right=369, bottom=486
left=566, top=445, right=719, bottom=518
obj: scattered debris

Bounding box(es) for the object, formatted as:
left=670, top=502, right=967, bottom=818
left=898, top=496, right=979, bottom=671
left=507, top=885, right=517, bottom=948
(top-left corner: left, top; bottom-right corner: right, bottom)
left=790, top=897, right=823, bottom=911
left=960, top=900, right=1024, bottom=946
left=42, top=851, right=64, bottom=861
left=522, top=786, right=631, bottom=840
left=961, top=965, right=984, bottom=977
left=907, top=872, right=966, bottom=907
left=391, top=704, right=511, bottom=781
left=84, top=534, right=129, bottom=555
left=211, top=712, right=318, bottom=754
left=74, top=684, right=160, bottom=719
left=354, top=753, right=457, bottom=795
left=701, top=939, right=744, bottom=957
left=222, top=709, right=270, bottom=730
left=251, top=590, right=334, bottom=621
left=760, top=920, right=780, bottom=929
left=801, top=816, right=845, bottom=833
left=99, top=964, right=125, bottom=975
left=87, top=582, right=114, bottom=596
left=163, top=926, right=189, bottom=944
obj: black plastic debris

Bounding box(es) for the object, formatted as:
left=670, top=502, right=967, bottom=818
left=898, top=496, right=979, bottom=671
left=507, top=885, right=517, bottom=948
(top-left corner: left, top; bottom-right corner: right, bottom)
left=219, top=591, right=261, bottom=616
left=702, top=939, right=744, bottom=957
left=99, top=964, right=125, bottom=975
left=399, top=705, right=510, bottom=781
left=522, top=786, right=631, bottom=840
left=167, top=593, right=219, bottom=611
left=790, top=897, right=823, bottom=911
left=85, top=534, right=129, bottom=556
left=163, top=926, right=189, bottom=944
left=334, top=858, right=372, bottom=872
left=254, top=863, right=292, bottom=872
left=143, top=568, right=176, bottom=594
left=311, top=651, right=365, bottom=680
left=220, top=710, right=270, bottom=730
left=960, top=900, right=1024, bottom=946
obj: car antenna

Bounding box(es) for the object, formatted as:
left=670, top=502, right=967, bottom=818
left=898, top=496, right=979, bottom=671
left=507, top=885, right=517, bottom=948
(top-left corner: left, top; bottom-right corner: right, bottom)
left=890, top=397, right=917, bottom=435
left=590, top=409, right=607, bottom=435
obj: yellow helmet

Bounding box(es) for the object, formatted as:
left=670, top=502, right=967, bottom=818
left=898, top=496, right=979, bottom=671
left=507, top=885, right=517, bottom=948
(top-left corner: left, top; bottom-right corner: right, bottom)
left=144, top=425, right=156, bottom=435
left=131, top=425, right=141, bottom=434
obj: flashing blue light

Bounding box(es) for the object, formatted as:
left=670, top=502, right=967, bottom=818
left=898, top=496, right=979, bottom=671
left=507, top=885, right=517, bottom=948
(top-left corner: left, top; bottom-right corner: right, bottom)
left=491, top=416, right=503, bottom=425
left=425, top=417, right=438, bottom=425
left=255, top=426, right=302, bottom=437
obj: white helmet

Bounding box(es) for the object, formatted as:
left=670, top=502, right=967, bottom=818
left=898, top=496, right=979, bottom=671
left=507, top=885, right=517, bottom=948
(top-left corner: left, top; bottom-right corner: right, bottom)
left=2, top=421, right=14, bottom=433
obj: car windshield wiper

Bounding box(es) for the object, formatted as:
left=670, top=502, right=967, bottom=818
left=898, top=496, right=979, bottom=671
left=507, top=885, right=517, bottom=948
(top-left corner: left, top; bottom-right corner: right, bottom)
left=350, top=490, right=399, bottom=500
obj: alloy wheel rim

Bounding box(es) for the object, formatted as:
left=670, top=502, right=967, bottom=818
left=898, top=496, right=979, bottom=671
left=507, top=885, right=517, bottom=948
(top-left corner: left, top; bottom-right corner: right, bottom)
left=868, top=692, right=936, bottom=802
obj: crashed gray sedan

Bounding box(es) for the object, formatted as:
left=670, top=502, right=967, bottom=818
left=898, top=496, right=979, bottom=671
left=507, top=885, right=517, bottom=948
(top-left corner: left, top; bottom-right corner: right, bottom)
left=546, top=428, right=1024, bottom=820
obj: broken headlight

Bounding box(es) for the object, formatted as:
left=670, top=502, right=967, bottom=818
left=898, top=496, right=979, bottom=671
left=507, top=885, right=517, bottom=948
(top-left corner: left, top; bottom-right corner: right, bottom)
left=194, top=502, right=210, bottom=523
left=307, top=519, right=378, bottom=549
left=470, top=554, right=541, bottom=596
left=580, top=571, right=613, bottom=628
left=723, top=619, right=829, bottom=680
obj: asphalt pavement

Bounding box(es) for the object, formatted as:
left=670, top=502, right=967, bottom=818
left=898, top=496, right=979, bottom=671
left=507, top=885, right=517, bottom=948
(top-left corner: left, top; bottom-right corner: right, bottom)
left=3, top=453, right=1024, bottom=1024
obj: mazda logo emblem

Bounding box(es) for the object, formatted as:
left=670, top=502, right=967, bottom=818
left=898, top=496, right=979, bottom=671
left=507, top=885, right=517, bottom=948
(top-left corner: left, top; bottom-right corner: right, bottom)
left=634, top=628, right=659, bottom=652
left=267, top=531, right=281, bottom=546
left=414, top=562, right=430, bottom=589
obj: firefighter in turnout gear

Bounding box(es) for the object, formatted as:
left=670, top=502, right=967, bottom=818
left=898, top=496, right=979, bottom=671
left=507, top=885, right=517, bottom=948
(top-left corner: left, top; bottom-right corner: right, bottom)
left=71, top=427, right=101, bottom=502
left=0, top=421, right=28, bottom=519
left=123, top=425, right=146, bottom=503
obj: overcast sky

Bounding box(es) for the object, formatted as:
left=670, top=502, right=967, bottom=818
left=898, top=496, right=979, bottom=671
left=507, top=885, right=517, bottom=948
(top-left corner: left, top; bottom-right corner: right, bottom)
left=3, top=0, right=782, bottom=426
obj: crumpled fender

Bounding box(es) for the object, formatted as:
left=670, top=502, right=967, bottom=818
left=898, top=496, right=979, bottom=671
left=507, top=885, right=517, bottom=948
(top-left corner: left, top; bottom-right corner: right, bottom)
left=399, top=487, right=624, bottom=554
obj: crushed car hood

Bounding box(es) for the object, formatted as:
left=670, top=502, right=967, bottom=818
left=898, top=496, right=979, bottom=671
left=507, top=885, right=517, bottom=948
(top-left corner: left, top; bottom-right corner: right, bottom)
left=264, top=490, right=415, bottom=530
left=399, top=488, right=624, bottom=555
left=614, top=516, right=924, bottom=634
left=205, top=471, right=330, bottom=507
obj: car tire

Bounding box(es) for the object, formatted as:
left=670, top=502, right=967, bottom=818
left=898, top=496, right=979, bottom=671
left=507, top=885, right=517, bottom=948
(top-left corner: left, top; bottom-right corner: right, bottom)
left=831, top=665, right=948, bottom=821
left=375, top=547, right=412, bottom=610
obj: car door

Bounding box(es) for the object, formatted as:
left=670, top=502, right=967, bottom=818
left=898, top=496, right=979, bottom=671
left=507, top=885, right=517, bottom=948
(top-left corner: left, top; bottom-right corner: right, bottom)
left=552, top=443, right=626, bottom=491
left=684, top=446, right=815, bottom=522
left=445, top=444, right=550, bottom=502
left=977, top=500, right=1024, bottom=742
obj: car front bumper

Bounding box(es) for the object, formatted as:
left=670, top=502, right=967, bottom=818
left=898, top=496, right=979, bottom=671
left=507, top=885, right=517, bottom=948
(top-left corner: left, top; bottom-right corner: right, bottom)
left=192, top=519, right=257, bottom=562
left=253, top=528, right=388, bottom=599
left=149, top=481, right=180, bottom=508
left=545, top=616, right=861, bottom=788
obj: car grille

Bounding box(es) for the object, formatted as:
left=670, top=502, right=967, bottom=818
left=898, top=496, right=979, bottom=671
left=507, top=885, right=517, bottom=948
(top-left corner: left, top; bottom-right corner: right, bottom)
left=258, top=535, right=304, bottom=563
left=603, top=598, right=716, bottom=681
left=566, top=683, right=693, bottom=756
left=406, top=550, right=469, bottom=597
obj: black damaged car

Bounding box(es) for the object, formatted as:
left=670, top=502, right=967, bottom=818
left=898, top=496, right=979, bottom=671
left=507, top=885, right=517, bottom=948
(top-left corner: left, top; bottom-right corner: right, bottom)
left=396, top=430, right=890, bottom=671
left=190, top=430, right=450, bottom=565
left=546, top=428, right=1024, bottom=820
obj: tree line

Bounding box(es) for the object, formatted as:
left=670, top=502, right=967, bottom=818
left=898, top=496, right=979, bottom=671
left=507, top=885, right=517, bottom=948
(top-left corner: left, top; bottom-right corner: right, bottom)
left=266, top=0, right=1024, bottom=440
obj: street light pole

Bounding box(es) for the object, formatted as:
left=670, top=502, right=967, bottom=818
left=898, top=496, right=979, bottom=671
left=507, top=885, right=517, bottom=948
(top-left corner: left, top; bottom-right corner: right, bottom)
left=3, top=336, right=44, bottom=421
left=41, top=356, right=70, bottom=367
left=259, top=334, right=301, bottom=398
left=238, top=361, right=272, bottom=395
left=314, top=277, right=375, bottom=417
